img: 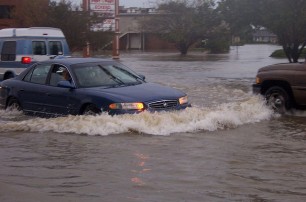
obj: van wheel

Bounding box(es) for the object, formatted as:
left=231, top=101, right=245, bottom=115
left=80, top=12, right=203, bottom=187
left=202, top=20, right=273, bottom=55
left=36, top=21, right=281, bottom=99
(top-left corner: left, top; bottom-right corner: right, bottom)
left=264, top=86, right=291, bottom=113
left=4, top=73, right=14, bottom=80
left=82, top=104, right=100, bottom=115
left=7, top=98, right=22, bottom=111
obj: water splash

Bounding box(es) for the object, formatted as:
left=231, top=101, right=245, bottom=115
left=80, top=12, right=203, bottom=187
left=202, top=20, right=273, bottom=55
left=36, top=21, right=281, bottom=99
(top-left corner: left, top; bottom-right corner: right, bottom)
left=0, top=96, right=274, bottom=136
left=0, top=108, right=26, bottom=122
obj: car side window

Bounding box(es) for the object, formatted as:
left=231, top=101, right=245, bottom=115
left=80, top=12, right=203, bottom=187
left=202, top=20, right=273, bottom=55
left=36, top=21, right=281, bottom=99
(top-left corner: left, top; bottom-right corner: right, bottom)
left=23, top=64, right=51, bottom=84
left=49, top=65, right=70, bottom=86
left=32, top=41, right=46, bottom=55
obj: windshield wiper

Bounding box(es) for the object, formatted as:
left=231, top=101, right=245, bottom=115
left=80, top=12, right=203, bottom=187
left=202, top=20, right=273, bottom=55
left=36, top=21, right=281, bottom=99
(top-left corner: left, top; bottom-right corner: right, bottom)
left=112, top=65, right=143, bottom=83
left=111, top=76, right=125, bottom=85
left=98, top=65, right=125, bottom=85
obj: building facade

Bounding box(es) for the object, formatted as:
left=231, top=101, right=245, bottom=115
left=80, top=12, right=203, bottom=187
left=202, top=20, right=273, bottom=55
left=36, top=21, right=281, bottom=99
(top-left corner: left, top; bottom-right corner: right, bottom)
left=82, top=1, right=175, bottom=51
left=118, top=7, right=175, bottom=51
left=0, top=0, right=49, bottom=29
left=253, top=29, right=278, bottom=44
left=0, top=0, right=20, bottom=29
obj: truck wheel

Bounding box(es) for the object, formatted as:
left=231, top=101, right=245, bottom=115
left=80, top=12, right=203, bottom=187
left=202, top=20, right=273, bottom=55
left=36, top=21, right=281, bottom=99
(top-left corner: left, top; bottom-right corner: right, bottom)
left=264, top=86, right=291, bottom=113
left=7, top=98, right=22, bottom=111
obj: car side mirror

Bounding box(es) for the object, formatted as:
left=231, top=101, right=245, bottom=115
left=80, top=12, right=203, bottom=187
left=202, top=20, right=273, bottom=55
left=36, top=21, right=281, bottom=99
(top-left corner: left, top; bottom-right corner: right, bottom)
left=57, top=80, right=75, bottom=89
left=138, top=74, right=146, bottom=81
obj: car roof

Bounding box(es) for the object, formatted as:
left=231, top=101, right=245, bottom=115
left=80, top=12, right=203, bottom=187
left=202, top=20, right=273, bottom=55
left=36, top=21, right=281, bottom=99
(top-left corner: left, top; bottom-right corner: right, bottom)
left=44, top=57, right=115, bottom=66
left=16, top=57, right=119, bottom=81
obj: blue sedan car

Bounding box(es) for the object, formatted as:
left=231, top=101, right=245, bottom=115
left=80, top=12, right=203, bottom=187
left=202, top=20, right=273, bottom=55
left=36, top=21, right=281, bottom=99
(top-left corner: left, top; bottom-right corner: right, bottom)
left=0, top=58, right=189, bottom=116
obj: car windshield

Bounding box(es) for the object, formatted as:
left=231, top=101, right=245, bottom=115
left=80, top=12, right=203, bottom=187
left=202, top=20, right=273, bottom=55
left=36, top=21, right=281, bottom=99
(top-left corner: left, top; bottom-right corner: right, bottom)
left=73, top=62, right=143, bottom=88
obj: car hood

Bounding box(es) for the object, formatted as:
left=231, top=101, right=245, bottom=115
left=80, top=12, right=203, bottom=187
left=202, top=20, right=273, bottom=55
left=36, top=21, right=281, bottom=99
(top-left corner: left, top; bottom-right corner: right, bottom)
left=84, top=83, right=186, bottom=102
left=259, top=62, right=306, bottom=72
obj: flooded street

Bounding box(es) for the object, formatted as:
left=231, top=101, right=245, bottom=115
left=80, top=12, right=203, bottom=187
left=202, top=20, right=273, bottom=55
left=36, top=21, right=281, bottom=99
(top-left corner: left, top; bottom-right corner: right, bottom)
left=1, top=44, right=306, bottom=202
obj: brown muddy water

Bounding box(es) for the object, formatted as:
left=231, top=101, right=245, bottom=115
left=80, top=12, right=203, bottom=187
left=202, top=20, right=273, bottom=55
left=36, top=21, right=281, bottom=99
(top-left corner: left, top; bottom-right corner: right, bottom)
left=1, top=44, right=306, bottom=202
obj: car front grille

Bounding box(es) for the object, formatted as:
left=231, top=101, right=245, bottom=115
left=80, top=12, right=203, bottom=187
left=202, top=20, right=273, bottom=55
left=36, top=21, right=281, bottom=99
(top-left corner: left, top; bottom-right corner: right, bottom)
left=148, top=100, right=178, bottom=109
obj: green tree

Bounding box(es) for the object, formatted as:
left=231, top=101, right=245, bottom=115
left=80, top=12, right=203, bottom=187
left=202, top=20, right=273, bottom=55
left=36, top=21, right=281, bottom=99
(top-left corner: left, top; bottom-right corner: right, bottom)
left=205, top=23, right=230, bottom=53
left=219, top=0, right=306, bottom=63
left=143, top=0, right=223, bottom=55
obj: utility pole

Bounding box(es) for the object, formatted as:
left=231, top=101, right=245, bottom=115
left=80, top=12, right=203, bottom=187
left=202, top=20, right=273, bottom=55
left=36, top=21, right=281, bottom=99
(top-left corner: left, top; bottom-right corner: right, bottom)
left=112, top=0, right=120, bottom=59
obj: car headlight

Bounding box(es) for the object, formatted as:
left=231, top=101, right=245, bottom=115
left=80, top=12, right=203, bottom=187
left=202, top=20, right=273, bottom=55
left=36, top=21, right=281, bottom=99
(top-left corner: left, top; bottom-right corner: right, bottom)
left=109, top=102, right=144, bottom=110
left=179, top=96, right=188, bottom=105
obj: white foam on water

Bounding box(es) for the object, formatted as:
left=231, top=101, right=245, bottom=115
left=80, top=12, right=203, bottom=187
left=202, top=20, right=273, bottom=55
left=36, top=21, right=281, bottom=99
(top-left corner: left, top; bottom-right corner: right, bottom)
left=0, top=108, right=25, bottom=122
left=0, top=95, right=275, bottom=136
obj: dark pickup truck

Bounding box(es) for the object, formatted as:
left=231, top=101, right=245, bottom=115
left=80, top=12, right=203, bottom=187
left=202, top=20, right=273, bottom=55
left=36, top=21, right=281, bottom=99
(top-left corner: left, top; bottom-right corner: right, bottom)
left=253, top=62, right=306, bottom=113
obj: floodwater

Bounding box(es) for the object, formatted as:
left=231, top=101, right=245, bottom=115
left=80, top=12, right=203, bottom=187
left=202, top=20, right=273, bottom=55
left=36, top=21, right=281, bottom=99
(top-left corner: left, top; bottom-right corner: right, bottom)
left=1, top=44, right=306, bottom=202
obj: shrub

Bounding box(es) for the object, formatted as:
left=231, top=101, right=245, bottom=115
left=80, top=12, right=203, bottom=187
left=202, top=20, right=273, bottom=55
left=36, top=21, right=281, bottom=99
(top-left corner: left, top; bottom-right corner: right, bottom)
left=270, top=49, right=306, bottom=58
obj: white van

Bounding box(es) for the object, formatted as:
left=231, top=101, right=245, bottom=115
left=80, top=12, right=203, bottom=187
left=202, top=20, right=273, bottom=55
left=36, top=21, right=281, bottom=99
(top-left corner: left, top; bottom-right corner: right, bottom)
left=0, top=27, right=70, bottom=81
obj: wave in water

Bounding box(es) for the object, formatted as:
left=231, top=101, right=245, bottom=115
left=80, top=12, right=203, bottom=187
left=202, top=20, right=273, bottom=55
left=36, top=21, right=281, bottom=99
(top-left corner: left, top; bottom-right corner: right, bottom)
left=0, top=96, right=274, bottom=136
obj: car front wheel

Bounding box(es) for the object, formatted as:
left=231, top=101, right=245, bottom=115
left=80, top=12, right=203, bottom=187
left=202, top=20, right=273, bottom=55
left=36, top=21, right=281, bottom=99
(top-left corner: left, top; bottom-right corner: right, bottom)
left=7, top=98, right=22, bottom=111
left=82, top=104, right=101, bottom=115
left=264, top=86, right=291, bottom=113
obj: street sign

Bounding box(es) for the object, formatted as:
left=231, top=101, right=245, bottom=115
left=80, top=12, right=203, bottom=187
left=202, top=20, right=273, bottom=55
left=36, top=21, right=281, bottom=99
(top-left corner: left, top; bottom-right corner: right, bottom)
left=86, top=0, right=119, bottom=58
left=90, top=4, right=115, bottom=12
left=91, top=19, right=115, bottom=31
left=89, top=0, right=116, bottom=31
left=90, top=0, right=115, bottom=3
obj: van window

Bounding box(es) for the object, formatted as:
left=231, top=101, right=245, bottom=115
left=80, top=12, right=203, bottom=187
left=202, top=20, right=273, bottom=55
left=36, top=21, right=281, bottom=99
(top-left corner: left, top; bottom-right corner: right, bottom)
left=49, top=41, right=63, bottom=55
left=1, top=41, right=16, bottom=61
left=32, top=41, right=46, bottom=55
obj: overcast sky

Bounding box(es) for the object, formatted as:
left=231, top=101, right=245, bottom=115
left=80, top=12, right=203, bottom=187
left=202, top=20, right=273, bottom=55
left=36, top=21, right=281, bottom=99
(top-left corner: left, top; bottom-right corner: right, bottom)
left=66, top=0, right=155, bottom=7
